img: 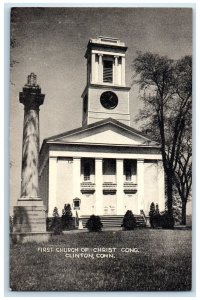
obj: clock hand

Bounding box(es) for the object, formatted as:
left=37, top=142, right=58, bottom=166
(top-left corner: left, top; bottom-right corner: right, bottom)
left=109, top=95, right=113, bottom=102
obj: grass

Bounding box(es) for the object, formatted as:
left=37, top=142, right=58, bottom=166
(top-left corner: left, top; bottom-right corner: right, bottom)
left=10, top=229, right=192, bottom=291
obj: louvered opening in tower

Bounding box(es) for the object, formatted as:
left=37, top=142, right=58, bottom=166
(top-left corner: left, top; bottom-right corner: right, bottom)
left=103, top=60, right=113, bottom=83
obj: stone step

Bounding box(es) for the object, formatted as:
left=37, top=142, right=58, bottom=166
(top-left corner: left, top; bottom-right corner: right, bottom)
left=80, top=214, right=146, bottom=228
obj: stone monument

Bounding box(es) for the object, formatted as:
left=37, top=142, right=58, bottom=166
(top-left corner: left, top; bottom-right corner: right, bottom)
left=12, top=73, right=49, bottom=242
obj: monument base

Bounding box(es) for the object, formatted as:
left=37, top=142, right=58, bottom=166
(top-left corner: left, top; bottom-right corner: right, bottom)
left=10, top=232, right=52, bottom=244
left=13, top=197, right=47, bottom=234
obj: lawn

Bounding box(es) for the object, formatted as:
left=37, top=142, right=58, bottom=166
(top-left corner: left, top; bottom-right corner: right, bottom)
left=10, top=229, right=192, bottom=291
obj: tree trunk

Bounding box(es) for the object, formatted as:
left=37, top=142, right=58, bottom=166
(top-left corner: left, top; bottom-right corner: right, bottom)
left=166, top=172, right=173, bottom=216
left=181, top=201, right=187, bottom=225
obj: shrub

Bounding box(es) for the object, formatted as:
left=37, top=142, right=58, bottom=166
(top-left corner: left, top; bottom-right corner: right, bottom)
left=50, top=207, right=62, bottom=235
left=122, top=210, right=136, bottom=230
left=149, top=203, right=161, bottom=228
left=160, top=212, right=175, bottom=229
left=61, top=204, right=74, bottom=230
left=86, top=215, right=103, bottom=232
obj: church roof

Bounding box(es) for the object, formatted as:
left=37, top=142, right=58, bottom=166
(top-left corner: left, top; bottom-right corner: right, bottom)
left=40, top=118, right=160, bottom=154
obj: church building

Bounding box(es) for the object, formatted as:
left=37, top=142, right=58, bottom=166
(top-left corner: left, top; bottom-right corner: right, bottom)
left=39, top=36, right=165, bottom=228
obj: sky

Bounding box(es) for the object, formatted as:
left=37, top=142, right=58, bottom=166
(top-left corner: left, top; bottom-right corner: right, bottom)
left=9, top=7, right=192, bottom=211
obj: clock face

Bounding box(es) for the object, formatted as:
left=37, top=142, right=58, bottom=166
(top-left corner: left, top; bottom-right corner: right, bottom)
left=100, top=91, right=118, bottom=109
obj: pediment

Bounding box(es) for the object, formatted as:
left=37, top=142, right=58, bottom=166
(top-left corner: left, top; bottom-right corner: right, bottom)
left=45, top=119, right=157, bottom=147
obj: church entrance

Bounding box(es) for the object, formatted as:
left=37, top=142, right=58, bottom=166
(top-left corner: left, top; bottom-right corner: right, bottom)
left=124, top=192, right=138, bottom=214
left=103, top=193, right=117, bottom=215
left=81, top=194, right=95, bottom=215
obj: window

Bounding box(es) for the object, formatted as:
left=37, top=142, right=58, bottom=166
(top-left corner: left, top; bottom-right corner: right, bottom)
left=103, top=60, right=113, bottom=83
left=73, top=198, right=80, bottom=210
left=125, top=162, right=132, bottom=181
left=84, top=163, right=90, bottom=181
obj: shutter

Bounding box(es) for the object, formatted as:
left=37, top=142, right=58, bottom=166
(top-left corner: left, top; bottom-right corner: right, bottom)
left=103, top=60, right=113, bottom=83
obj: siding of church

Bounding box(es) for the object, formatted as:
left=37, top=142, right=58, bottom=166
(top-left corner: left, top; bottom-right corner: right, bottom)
left=56, top=158, right=73, bottom=215
left=39, top=161, right=49, bottom=212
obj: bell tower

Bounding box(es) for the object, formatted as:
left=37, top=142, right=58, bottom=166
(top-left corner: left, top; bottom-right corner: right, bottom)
left=82, top=36, right=131, bottom=126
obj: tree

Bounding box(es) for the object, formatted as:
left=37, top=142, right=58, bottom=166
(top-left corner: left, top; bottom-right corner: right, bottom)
left=132, top=53, right=192, bottom=221
left=174, top=124, right=192, bottom=224
left=50, top=207, right=62, bottom=235
left=61, top=204, right=74, bottom=230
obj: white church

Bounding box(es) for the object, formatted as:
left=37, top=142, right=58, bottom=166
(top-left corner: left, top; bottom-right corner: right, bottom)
left=39, top=36, right=165, bottom=228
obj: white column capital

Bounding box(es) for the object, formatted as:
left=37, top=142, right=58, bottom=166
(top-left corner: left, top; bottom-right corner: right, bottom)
left=114, top=56, right=119, bottom=64
left=95, top=158, right=103, bottom=161
left=73, top=157, right=81, bottom=161
left=116, top=158, right=123, bottom=162
left=137, top=159, right=144, bottom=163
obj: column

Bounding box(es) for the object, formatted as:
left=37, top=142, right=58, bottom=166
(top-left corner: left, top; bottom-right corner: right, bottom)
left=157, top=160, right=165, bottom=211
left=114, top=56, right=119, bottom=85
left=13, top=73, right=46, bottom=236
left=48, top=157, right=57, bottom=216
left=137, top=160, right=144, bottom=213
left=91, top=53, right=96, bottom=83
left=98, top=54, right=103, bottom=83
left=20, top=73, right=45, bottom=198
left=95, top=158, right=103, bottom=215
left=116, top=159, right=124, bottom=215
left=21, top=109, right=40, bottom=197
left=121, top=56, right=125, bottom=86
left=73, top=157, right=81, bottom=199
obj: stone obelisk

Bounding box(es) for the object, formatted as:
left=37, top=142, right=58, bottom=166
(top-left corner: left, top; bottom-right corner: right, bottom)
left=13, top=73, right=47, bottom=237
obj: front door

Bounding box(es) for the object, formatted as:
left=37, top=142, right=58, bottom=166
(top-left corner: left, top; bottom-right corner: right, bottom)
left=103, top=193, right=116, bottom=215
left=124, top=192, right=138, bottom=214
left=81, top=194, right=95, bottom=215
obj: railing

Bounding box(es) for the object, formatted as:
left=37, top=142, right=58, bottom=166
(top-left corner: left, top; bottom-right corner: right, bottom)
left=80, top=181, right=137, bottom=192
left=103, top=182, right=117, bottom=191
left=123, top=182, right=137, bottom=192
left=80, top=182, right=95, bottom=192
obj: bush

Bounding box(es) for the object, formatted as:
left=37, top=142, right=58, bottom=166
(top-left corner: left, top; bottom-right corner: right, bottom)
left=50, top=207, right=62, bottom=235
left=160, top=212, right=175, bottom=229
left=86, top=215, right=103, bottom=232
left=122, top=210, right=136, bottom=230
left=61, top=204, right=74, bottom=230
